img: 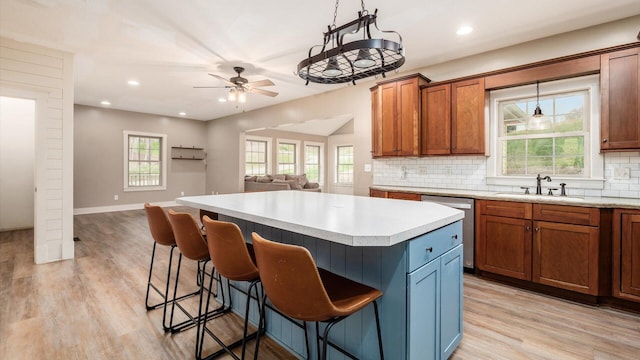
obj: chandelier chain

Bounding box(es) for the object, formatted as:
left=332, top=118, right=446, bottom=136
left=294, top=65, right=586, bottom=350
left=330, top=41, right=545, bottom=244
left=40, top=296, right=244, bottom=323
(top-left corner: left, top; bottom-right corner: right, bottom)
left=332, top=0, right=339, bottom=28
left=360, top=0, right=366, bottom=13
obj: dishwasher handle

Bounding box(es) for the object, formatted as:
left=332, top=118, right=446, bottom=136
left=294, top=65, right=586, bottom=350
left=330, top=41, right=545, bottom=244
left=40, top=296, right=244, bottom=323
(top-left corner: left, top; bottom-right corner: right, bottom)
left=423, top=201, right=472, bottom=210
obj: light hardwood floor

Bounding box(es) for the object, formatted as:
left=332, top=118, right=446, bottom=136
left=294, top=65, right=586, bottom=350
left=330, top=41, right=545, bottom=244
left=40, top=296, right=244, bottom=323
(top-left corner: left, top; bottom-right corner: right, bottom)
left=1, top=207, right=639, bottom=359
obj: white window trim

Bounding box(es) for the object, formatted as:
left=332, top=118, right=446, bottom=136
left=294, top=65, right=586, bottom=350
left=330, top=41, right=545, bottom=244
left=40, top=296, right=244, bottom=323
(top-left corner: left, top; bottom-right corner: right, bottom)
left=304, top=141, right=325, bottom=185
left=335, top=144, right=354, bottom=186
left=486, top=75, right=604, bottom=189
left=244, top=134, right=273, bottom=176
left=276, top=138, right=301, bottom=174
left=123, top=130, right=167, bottom=192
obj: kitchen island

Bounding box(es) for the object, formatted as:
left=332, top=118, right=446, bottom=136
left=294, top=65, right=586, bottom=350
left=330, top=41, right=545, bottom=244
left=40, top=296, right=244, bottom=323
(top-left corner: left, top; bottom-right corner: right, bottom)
left=177, top=191, right=464, bottom=359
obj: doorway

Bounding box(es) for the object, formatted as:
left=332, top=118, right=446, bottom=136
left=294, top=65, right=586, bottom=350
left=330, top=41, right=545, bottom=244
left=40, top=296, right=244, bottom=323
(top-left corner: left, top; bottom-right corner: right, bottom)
left=0, top=96, right=35, bottom=231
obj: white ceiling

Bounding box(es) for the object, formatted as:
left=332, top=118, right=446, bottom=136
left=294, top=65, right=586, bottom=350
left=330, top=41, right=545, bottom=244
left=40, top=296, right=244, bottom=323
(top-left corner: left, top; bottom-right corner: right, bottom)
left=1, top=0, right=640, bottom=121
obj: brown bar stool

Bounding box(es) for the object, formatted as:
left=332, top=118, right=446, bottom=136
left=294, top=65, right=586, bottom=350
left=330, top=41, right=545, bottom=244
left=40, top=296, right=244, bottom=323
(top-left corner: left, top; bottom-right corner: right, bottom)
left=251, top=232, right=384, bottom=360
left=143, top=203, right=199, bottom=331
left=167, top=209, right=229, bottom=338
left=200, top=216, right=264, bottom=360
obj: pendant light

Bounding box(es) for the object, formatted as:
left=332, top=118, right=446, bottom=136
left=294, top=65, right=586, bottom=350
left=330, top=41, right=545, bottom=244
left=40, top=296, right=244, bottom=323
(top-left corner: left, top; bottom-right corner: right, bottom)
left=528, top=81, right=550, bottom=130
left=297, top=0, right=405, bottom=85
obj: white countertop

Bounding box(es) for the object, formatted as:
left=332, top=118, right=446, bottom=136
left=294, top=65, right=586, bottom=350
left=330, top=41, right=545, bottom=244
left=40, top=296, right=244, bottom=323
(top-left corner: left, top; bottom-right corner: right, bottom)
left=176, top=191, right=464, bottom=247
left=371, top=185, right=640, bottom=209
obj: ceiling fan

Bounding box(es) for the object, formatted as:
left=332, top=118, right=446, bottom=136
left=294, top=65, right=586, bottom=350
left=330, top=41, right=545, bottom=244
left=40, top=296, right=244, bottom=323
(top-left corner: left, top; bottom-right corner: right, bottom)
left=195, top=66, right=278, bottom=102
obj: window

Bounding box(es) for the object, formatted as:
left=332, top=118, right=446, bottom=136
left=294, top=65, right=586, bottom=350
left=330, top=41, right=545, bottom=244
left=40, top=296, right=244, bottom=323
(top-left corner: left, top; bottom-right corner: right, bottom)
left=499, top=91, right=588, bottom=176
left=304, top=142, right=324, bottom=184
left=336, top=145, right=353, bottom=184
left=245, top=139, right=268, bottom=176
left=487, top=75, right=603, bottom=188
left=277, top=139, right=299, bottom=174
left=123, top=131, right=167, bottom=191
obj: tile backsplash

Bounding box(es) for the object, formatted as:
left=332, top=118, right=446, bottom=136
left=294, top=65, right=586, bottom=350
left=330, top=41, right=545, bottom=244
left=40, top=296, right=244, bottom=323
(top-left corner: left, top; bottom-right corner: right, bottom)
left=373, top=152, right=640, bottom=199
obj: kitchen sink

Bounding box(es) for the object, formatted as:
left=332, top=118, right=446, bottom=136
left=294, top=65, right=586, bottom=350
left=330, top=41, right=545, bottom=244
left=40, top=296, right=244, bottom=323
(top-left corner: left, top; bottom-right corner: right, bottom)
left=492, top=193, right=585, bottom=202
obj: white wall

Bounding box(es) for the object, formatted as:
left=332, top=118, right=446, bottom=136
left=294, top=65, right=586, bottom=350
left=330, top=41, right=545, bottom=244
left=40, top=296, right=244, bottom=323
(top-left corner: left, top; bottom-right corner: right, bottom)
left=0, top=96, right=34, bottom=230
left=0, top=36, right=74, bottom=264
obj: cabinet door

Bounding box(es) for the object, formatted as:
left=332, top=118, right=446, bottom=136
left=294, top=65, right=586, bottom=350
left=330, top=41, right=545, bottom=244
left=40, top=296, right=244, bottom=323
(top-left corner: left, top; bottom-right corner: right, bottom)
left=397, top=77, right=421, bottom=156
left=421, top=84, right=451, bottom=155
left=476, top=214, right=532, bottom=280
left=451, top=78, right=485, bottom=154
left=440, top=245, right=463, bottom=360
left=380, top=82, right=399, bottom=156
left=371, top=86, right=382, bottom=157
left=601, top=47, right=640, bottom=150
left=407, top=259, right=440, bottom=360
left=533, top=221, right=599, bottom=295
left=621, top=214, right=640, bottom=297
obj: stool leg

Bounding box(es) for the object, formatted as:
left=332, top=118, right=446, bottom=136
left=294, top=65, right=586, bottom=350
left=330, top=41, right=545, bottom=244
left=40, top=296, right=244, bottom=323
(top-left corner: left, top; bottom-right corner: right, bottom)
left=196, top=263, right=216, bottom=360
left=145, top=242, right=159, bottom=310
left=373, top=300, right=384, bottom=360
left=166, top=251, right=183, bottom=332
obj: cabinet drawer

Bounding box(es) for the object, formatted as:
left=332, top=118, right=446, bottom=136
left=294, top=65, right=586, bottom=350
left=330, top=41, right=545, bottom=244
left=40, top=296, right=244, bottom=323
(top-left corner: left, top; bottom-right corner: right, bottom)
left=388, top=191, right=421, bottom=201
left=533, top=204, right=599, bottom=226
left=369, top=189, right=388, bottom=198
left=408, top=221, right=463, bottom=272
left=477, top=200, right=532, bottom=219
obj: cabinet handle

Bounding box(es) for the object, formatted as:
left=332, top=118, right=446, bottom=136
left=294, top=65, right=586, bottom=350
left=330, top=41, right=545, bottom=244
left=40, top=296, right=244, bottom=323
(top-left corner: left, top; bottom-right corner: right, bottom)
left=602, top=138, right=607, bottom=143
left=534, top=227, right=540, bottom=232
left=452, top=234, right=458, bottom=239
left=425, top=247, right=433, bottom=253
left=525, top=226, right=531, bottom=231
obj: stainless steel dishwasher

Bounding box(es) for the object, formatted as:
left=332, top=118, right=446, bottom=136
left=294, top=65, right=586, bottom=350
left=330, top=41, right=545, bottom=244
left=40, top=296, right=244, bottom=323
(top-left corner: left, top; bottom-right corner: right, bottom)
left=421, top=195, right=475, bottom=270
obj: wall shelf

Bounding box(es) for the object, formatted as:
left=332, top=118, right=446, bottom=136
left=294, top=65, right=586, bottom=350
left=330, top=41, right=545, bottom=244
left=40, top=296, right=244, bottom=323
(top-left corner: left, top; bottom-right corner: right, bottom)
left=171, top=146, right=206, bottom=161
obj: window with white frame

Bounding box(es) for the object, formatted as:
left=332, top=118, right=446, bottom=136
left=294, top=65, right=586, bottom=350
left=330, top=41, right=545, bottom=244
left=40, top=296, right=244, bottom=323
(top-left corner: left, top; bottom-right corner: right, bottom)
left=487, top=75, right=603, bottom=188
left=304, top=142, right=323, bottom=184
left=245, top=139, right=268, bottom=176
left=277, top=139, right=299, bottom=174
left=123, top=131, right=167, bottom=191
left=336, top=145, right=353, bottom=184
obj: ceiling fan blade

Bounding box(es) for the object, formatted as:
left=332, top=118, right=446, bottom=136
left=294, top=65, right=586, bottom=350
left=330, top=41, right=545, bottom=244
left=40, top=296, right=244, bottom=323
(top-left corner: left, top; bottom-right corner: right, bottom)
left=208, top=73, right=235, bottom=86
left=193, top=86, right=233, bottom=89
left=246, top=79, right=275, bottom=87
left=250, top=88, right=279, bottom=97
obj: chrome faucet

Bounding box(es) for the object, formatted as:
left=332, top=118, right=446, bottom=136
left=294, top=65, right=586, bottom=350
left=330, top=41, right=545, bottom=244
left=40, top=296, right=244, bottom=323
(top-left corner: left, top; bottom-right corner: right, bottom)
left=536, top=174, right=551, bottom=195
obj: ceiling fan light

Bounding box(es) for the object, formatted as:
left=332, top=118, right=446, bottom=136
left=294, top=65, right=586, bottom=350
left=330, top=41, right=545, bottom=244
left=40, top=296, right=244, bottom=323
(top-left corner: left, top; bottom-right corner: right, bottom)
left=322, top=57, right=343, bottom=77
left=228, top=89, right=237, bottom=102
left=353, top=48, right=376, bottom=68
left=238, top=91, right=247, bottom=103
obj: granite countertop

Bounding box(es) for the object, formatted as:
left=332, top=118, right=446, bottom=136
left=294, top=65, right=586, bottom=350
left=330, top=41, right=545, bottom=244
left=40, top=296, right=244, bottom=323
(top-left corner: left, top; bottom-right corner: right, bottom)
left=371, top=185, right=640, bottom=209
left=177, top=191, right=464, bottom=247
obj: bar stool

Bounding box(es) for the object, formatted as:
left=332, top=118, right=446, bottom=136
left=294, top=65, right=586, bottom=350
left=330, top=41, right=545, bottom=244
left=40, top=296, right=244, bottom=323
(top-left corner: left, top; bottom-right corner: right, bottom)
left=167, top=209, right=228, bottom=338
left=143, top=203, right=199, bottom=331
left=251, top=232, right=384, bottom=360
left=200, top=216, right=264, bottom=360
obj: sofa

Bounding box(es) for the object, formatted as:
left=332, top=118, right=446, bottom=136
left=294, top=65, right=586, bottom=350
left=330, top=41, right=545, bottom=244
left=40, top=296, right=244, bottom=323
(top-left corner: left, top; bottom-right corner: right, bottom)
left=244, top=174, right=321, bottom=192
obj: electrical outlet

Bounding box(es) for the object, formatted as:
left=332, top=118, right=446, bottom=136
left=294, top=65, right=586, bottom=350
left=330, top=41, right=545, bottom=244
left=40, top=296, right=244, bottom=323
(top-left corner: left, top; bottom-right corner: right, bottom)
left=445, top=166, right=452, bottom=176
left=114, top=195, right=118, bottom=201
left=180, top=191, right=185, bottom=196
left=364, top=163, right=372, bottom=172
left=613, top=167, right=630, bottom=180
left=418, top=167, right=427, bottom=175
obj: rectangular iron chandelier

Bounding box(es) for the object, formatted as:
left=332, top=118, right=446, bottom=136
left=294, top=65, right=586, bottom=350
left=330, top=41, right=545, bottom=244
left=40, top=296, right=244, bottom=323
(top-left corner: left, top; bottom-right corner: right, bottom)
left=297, top=1, right=405, bottom=85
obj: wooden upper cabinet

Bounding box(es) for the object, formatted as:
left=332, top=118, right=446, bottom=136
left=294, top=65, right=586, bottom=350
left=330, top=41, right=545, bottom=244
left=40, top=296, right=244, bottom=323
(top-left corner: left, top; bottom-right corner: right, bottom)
left=371, top=74, right=430, bottom=157
left=420, top=84, right=451, bottom=155
left=420, top=77, right=486, bottom=156
left=371, top=86, right=381, bottom=157
left=451, top=78, right=486, bottom=154
left=601, top=47, right=640, bottom=151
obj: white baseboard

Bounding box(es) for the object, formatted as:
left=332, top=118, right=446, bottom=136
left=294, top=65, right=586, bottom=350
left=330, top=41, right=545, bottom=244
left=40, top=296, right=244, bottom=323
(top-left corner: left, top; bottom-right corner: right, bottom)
left=74, top=200, right=178, bottom=215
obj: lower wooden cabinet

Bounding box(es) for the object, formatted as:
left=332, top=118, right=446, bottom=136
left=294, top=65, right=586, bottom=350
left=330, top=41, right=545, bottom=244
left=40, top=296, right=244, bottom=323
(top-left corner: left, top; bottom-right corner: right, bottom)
left=476, top=200, right=608, bottom=296
left=369, top=188, right=421, bottom=201
left=613, top=209, right=640, bottom=302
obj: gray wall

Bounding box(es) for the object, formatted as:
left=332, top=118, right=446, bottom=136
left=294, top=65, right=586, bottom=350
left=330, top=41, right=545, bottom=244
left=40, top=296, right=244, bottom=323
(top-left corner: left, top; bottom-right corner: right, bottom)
left=205, top=15, right=640, bottom=196
left=74, top=105, right=207, bottom=209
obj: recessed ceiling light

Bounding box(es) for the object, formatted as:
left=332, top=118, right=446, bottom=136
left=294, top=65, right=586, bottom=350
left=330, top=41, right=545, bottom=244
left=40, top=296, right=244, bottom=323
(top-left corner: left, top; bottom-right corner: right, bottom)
left=178, top=112, right=186, bottom=116
left=456, top=26, right=473, bottom=36
left=100, top=100, right=111, bottom=106
left=127, top=80, right=140, bottom=86
left=218, top=98, right=227, bottom=102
